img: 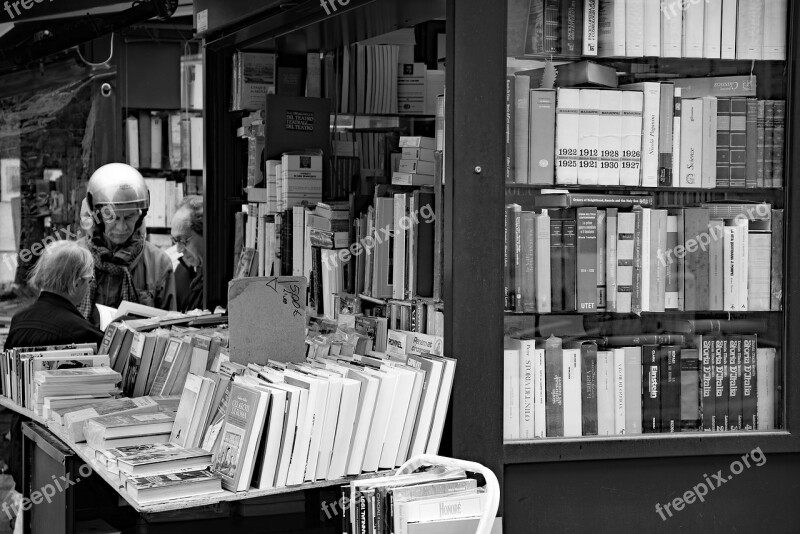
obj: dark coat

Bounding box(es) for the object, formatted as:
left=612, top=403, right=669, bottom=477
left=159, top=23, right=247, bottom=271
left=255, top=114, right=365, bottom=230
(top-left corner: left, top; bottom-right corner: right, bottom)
left=3, top=291, right=104, bottom=493
left=175, top=260, right=204, bottom=313
left=3, top=291, right=104, bottom=351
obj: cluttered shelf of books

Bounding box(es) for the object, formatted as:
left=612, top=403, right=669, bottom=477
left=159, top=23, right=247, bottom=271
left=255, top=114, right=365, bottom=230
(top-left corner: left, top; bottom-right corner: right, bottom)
left=501, top=0, right=789, bottom=447
left=0, top=305, right=456, bottom=517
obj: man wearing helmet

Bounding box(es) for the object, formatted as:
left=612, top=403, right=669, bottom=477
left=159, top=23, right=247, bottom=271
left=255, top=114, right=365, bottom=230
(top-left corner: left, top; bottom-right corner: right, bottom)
left=77, top=163, right=176, bottom=325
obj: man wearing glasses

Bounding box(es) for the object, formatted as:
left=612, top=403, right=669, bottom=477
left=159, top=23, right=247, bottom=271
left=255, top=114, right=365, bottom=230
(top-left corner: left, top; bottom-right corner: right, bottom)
left=171, top=196, right=204, bottom=312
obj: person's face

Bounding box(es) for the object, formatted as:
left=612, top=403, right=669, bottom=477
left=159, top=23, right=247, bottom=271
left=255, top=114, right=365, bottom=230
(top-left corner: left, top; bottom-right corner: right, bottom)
left=101, top=207, right=139, bottom=246
left=172, top=211, right=204, bottom=268
left=72, top=271, right=93, bottom=306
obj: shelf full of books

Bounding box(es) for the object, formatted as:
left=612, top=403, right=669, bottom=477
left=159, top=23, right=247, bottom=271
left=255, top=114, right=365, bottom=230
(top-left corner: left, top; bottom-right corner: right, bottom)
left=502, top=0, right=787, bottom=446
left=0, top=307, right=456, bottom=512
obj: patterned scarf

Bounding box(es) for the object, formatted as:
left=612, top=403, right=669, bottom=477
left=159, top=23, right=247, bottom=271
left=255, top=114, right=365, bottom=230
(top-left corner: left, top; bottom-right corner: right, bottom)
left=78, top=233, right=145, bottom=320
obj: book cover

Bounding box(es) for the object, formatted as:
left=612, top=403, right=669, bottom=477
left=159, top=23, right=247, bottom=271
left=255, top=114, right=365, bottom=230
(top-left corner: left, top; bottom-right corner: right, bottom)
left=529, top=89, right=557, bottom=185
left=679, top=98, right=703, bottom=187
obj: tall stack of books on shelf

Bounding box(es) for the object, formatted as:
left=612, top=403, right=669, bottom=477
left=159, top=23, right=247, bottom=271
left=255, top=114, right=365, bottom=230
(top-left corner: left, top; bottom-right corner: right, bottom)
left=503, top=0, right=787, bottom=443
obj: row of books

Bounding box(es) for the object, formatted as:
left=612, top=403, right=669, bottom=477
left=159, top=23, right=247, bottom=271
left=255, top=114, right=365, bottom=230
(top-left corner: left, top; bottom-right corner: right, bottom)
left=342, top=466, right=489, bottom=534
left=142, top=177, right=185, bottom=229
left=509, top=0, right=787, bottom=60
left=503, top=334, right=777, bottom=439
left=504, top=199, right=783, bottom=313
left=124, top=111, right=203, bottom=171
left=509, top=74, right=785, bottom=188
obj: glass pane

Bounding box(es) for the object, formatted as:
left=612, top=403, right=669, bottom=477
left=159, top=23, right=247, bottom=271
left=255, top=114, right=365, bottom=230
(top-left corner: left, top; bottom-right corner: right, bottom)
left=503, top=0, right=786, bottom=441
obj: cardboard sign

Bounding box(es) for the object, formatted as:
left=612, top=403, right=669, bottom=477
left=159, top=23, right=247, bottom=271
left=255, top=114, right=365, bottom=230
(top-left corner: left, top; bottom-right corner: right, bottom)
left=228, top=276, right=307, bottom=364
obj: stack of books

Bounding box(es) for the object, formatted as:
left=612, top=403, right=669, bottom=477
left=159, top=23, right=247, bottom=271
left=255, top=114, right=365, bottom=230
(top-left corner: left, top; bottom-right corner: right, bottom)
left=392, top=137, right=437, bottom=186
left=230, top=51, right=276, bottom=111
left=31, top=367, right=121, bottom=417
left=83, top=411, right=176, bottom=450
left=51, top=396, right=161, bottom=442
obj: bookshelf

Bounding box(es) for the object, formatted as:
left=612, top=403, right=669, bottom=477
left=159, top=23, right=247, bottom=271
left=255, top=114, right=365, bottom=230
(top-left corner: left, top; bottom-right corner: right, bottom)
left=193, top=0, right=800, bottom=531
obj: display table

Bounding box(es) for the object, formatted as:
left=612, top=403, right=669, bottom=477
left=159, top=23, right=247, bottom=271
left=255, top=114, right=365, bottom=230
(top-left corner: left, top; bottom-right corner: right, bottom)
left=3, top=396, right=388, bottom=532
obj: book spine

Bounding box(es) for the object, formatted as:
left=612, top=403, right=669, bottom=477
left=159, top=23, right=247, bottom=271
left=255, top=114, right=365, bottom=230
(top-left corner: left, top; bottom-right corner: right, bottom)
left=596, top=351, right=614, bottom=435
left=741, top=335, right=757, bottom=430
left=605, top=208, right=618, bottom=312
left=723, top=220, right=748, bottom=311
left=583, top=0, right=598, bottom=55
left=598, top=90, right=622, bottom=186
left=535, top=212, right=552, bottom=313
left=521, top=212, right=536, bottom=313
left=714, top=336, right=729, bottom=431
left=514, top=75, right=531, bottom=184
left=543, top=0, right=561, bottom=54
left=641, top=345, right=660, bottom=433
left=581, top=343, right=598, bottom=436
left=615, top=212, right=635, bottom=313
left=756, top=100, right=765, bottom=187
left=519, top=340, right=535, bottom=439
left=715, top=98, right=731, bottom=188
left=703, top=0, right=723, bottom=58
left=708, top=219, right=725, bottom=310
left=578, top=89, right=601, bottom=185
left=701, top=96, right=718, bottom=188
left=661, top=345, right=681, bottom=432
left=727, top=335, right=743, bottom=431
left=529, top=89, right=557, bottom=185
left=503, top=347, right=520, bottom=440
left=619, top=91, right=644, bottom=186
left=720, top=0, right=738, bottom=59
left=772, top=100, right=785, bottom=188
left=561, top=0, right=581, bottom=56
left=671, top=88, right=682, bottom=181
left=770, top=209, right=783, bottom=311
left=660, top=0, right=683, bottom=57
left=597, top=0, right=626, bottom=57
left=533, top=348, right=547, bottom=438
left=658, top=83, right=674, bottom=186
left=505, top=205, right=520, bottom=310
left=556, top=88, right=581, bottom=185
left=576, top=207, right=598, bottom=312
left=680, top=349, right=701, bottom=431
left=756, top=347, right=774, bottom=430
left=664, top=215, right=679, bottom=309
left=728, top=97, right=748, bottom=188
left=631, top=207, right=644, bottom=314
left=639, top=83, right=660, bottom=187
left=545, top=336, right=564, bottom=437
left=747, top=232, right=771, bottom=311
left=596, top=209, right=606, bottom=312
left=624, top=0, right=644, bottom=57
left=550, top=219, right=564, bottom=312
left=764, top=100, right=774, bottom=187
left=623, top=347, right=642, bottom=435
left=505, top=75, right=515, bottom=183
left=650, top=209, right=666, bottom=313
left=561, top=217, right=578, bottom=312
left=642, top=0, right=660, bottom=56
left=762, top=0, right=786, bottom=60
left=679, top=98, right=703, bottom=188
left=675, top=209, right=685, bottom=310
left=562, top=349, right=582, bottom=437
left=614, top=348, right=626, bottom=435
left=682, top=0, right=705, bottom=58
left=524, top=0, right=545, bottom=55
left=683, top=208, right=710, bottom=310
left=701, top=335, right=716, bottom=431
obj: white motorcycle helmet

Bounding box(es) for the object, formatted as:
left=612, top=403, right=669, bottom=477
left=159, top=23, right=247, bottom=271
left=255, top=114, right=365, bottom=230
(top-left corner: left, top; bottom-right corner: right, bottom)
left=85, top=163, right=150, bottom=232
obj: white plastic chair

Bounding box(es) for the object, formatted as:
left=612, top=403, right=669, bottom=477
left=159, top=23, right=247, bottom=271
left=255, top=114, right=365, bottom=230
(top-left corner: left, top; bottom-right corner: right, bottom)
left=395, top=454, right=500, bottom=534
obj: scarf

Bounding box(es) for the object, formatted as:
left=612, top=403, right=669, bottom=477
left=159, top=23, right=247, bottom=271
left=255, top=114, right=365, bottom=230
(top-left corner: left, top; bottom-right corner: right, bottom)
left=78, top=234, right=145, bottom=320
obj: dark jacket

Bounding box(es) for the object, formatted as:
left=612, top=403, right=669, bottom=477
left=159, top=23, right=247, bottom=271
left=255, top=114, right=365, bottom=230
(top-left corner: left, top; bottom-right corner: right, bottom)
left=175, top=259, right=204, bottom=313
left=4, top=291, right=104, bottom=350
left=3, top=291, right=104, bottom=493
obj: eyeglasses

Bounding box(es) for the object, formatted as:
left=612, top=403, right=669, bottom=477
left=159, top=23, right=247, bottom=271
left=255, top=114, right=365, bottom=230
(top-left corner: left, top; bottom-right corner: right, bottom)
left=171, top=234, right=193, bottom=247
